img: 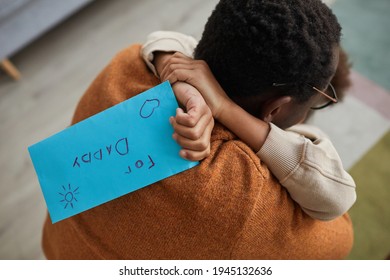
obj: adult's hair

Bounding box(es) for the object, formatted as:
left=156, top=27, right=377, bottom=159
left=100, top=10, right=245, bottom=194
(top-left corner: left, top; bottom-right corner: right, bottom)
left=194, top=0, right=341, bottom=113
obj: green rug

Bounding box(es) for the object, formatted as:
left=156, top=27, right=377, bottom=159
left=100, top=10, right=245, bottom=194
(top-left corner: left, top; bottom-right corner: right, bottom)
left=347, top=130, right=390, bottom=259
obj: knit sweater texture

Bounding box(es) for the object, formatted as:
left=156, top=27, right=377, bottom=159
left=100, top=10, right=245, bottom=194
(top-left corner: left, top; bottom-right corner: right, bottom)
left=42, top=45, right=353, bottom=259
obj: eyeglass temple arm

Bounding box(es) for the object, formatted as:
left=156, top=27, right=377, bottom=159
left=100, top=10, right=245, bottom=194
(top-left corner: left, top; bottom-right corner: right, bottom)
left=311, top=85, right=338, bottom=103
left=272, top=83, right=338, bottom=103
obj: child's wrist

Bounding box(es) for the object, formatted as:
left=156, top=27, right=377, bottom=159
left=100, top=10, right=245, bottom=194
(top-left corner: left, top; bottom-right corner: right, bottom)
left=214, top=97, right=234, bottom=121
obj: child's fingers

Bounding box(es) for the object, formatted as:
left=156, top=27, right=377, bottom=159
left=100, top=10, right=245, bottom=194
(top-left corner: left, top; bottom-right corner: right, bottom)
left=164, top=68, right=196, bottom=86
left=179, top=148, right=211, bottom=162
left=172, top=116, right=214, bottom=162
left=160, top=54, right=207, bottom=82
left=160, top=53, right=194, bottom=79
left=175, top=94, right=212, bottom=128
left=175, top=107, right=199, bottom=127
left=172, top=132, right=210, bottom=152
left=171, top=52, right=192, bottom=60
left=172, top=111, right=212, bottom=140
left=160, top=61, right=194, bottom=82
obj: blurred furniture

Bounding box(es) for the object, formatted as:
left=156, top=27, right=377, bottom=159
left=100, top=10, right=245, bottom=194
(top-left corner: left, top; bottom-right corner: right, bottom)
left=0, top=0, right=92, bottom=80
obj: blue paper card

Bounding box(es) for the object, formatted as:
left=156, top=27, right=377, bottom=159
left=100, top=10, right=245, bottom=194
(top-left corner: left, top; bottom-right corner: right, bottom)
left=28, top=81, right=198, bottom=223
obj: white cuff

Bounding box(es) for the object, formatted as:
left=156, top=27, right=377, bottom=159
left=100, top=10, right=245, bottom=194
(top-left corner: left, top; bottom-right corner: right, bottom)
left=257, top=123, right=305, bottom=182
left=141, top=31, right=198, bottom=76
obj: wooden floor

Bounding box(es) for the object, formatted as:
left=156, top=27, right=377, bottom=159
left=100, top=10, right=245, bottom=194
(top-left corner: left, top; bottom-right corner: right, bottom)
left=0, top=0, right=219, bottom=259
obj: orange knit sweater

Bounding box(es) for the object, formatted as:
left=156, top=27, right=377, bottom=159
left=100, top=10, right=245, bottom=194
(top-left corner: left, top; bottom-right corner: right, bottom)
left=42, top=44, right=353, bottom=259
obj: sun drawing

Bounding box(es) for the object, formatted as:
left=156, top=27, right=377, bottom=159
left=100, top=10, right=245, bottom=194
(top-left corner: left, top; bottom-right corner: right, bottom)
left=59, top=184, right=79, bottom=209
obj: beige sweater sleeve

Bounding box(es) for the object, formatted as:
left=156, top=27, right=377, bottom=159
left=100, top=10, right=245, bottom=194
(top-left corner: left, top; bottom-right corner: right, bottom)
left=141, top=31, right=357, bottom=221
left=141, top=31, right=197, bottom=76
left=258, top=123, right=356, bottom=220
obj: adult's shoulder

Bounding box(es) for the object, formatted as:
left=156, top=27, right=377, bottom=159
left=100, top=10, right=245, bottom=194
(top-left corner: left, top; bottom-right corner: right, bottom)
left=204, top=127, right=353, bottom=259
left=227, top=138, right=354, bottom=259
left=71, top=44, right=159, bottom=125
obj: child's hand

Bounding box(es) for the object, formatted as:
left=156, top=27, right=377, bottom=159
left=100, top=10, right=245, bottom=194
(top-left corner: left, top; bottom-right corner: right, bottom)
left=153, top=52, right=214, bottom=161
left=159, top=52, right=230, bottom=120
left=171, top=82, right=214, bottom=161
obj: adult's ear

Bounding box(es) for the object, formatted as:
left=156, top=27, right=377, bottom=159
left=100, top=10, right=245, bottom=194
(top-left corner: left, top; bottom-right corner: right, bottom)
left=261, top=96, right=292, bottom=122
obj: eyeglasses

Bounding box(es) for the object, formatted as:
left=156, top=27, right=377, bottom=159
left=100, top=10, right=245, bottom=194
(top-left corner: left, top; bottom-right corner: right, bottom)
left=272, top=82, right=338, bottom=110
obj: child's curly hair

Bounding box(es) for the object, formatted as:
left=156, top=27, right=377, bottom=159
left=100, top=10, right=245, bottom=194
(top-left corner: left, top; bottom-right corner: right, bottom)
left=195, top=0, right=342, bottom=106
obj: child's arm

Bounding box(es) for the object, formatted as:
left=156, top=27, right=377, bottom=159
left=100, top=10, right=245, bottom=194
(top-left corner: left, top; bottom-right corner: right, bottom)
left=142, top=31, right=356, bottom=220
left=258, top=123, right=356, bottom=220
